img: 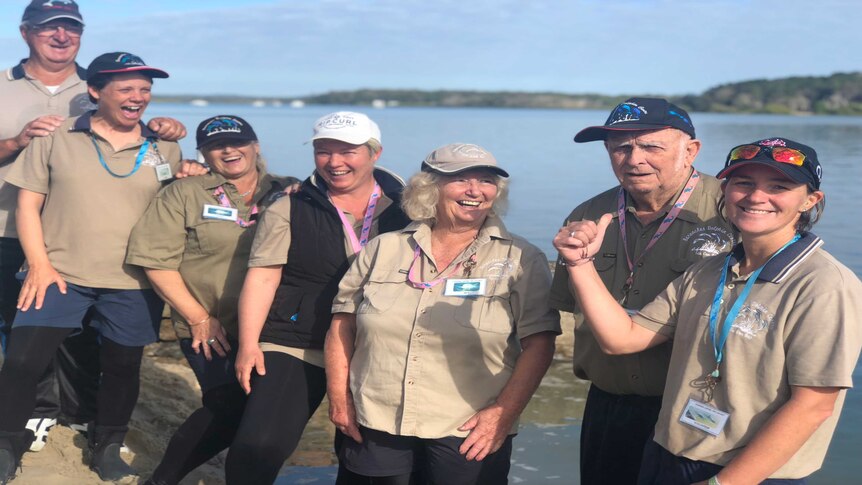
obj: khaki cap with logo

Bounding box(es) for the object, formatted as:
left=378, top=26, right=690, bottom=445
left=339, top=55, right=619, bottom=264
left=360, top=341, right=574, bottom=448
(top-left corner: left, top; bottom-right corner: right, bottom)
left=420, top=143, right=509, bottom=177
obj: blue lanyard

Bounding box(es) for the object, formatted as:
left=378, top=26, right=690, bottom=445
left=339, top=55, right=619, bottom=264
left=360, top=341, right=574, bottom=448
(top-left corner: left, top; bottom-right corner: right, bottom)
left=90, top=135, right=151, bottom=178
left=707, top=234, right=800, bottom=380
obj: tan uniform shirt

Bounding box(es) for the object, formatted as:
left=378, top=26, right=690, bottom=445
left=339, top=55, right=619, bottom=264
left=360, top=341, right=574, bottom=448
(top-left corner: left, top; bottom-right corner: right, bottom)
left=5, top=112, right=181, bottom=289
left=249, top=173, right=394, bottom=367
left=550, top=172, right=732, bottom=395
left=0, top=62, right=94, bottom=238
left=332, top=216, right=562, bottom=439
left=633, top=235, right=862, bottom=478
left=126, top=170, right=288, bottom=338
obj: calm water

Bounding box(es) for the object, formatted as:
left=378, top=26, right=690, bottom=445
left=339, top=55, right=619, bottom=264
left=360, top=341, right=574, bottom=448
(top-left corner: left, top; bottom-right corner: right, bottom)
left=149, top=103, right=862, bottom=484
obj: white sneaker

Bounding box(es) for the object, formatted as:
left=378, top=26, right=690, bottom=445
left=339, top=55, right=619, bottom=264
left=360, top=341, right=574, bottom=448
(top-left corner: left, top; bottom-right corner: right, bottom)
left=25, top=417, right=57, bottom=452
left=68, top=423, right=130, bottom=453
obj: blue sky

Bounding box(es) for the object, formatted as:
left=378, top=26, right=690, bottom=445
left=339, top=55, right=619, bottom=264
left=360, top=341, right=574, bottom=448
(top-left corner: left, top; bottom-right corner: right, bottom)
left=0, top=0, right=858, bottom=97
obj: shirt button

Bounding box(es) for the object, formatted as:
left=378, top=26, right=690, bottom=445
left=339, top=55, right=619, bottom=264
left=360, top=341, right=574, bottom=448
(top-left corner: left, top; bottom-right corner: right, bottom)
left=640, top=233, right=648, bottom=239
left=633, top=289, right=640, bottom=295
left=727, top=283, right=735, bottom=289
left=631, top=374, right=639, bottom=380
left=415, top=332, right=423, bottom=338
left=430, top=268, right=437, bottom=273
left=637, top=261, right=644, bottom=267
left=420, top=308, right=426, bottom=314
left=408, top=380, right=415, bottom=385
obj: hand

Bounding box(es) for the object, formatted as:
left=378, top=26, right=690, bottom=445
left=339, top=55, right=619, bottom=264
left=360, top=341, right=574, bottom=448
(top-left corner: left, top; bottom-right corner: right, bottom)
left=235, top=344, right=266, bottom=394
left=457, top=403, right=512, bottom=461
left=147, top=117, right=187, bottom=142
left=282, top=181, right=301, bottom=196
left=328, top=392, right=363, bottom=443
left=175, top=159, right=210, bottom=179
left=17, top=264, right=67, bottom=311
left=14, top=115, right=65, bottom=151
left=190, top=315, right=231, bottom=361
left=552, top=213, right=613, bottom=265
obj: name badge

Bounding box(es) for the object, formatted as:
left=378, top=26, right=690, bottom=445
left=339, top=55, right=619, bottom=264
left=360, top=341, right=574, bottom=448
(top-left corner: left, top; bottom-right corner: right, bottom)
left=444, top=278, right=486, bottom=297
left=679, top=397, right=730, bottom=436
left=155, top=163, right=173, bottom=182
left=202, top=204, right=238, bottom=221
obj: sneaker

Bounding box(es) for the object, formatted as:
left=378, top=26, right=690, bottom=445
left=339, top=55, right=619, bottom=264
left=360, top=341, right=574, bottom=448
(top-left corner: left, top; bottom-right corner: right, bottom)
left=69, top=423, right=130, bottom=453
left=25, top=418, right=56, bottom=452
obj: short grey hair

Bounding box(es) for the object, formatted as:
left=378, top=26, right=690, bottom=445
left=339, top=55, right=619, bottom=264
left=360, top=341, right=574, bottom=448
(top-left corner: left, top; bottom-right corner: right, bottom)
left=401, top=171, right=509, bottom=225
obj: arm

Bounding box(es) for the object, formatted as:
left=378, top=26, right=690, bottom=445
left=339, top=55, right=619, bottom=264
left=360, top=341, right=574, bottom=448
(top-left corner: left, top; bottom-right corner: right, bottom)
left=324, top=312, right=363, bottom=443
left=144, top=269, right=230, bottom=360
left=15, top=188, right=66, bottom=310
left=0, top=115, right=64, bottom=166
left=696, top=386, right=840, bottom=485
left=552, top=213, right=668, bottom=354
left=235, top=265, right=282, bottom=394
left=146, top=117, right=187, bottom=142
left=458, top=331, right=556, bottom=461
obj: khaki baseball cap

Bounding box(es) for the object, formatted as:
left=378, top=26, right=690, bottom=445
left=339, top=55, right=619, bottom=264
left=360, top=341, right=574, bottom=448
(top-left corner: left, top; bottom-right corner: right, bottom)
left=420, top=143, right=509, bottom=178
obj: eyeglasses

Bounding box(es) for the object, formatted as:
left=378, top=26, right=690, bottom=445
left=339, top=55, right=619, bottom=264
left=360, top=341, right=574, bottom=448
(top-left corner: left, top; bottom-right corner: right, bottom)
left=729, top=144, right=806, bottom=167
left=29, top=23, right=84, bottom=38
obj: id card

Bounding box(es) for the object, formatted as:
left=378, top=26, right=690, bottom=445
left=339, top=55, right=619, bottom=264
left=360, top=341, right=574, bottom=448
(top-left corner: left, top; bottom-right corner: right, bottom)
left=202, top=204, right=238, bottom=221
left=155, top=163, right=173, bottom=181
left=444, top=278, right=486, bottom=297
left=142, top=149, right=166, bottom=167
left=679, top=397, right=729, bottom=436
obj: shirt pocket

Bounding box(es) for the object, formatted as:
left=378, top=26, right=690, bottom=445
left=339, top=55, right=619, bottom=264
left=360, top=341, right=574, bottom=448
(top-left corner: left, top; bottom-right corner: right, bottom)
left=357, top=269, right=409, bottom=315
left=450, top=280, right=515, bottom=335
left=190, top=219, right=241, bottom=255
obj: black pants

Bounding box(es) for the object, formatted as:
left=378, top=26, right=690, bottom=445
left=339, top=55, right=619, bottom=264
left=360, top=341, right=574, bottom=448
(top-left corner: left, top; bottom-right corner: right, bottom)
left=580, top=384, right=662, bottom=485
left=224, top=351, right=327, bottom=485
left=0, top=237, right=99, bottom=423
left=0, top=326, right=143, bottom=433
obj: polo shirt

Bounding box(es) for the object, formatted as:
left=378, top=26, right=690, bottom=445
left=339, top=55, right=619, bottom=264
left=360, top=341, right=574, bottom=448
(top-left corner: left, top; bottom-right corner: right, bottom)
left=0, top=61, right=94, bottom=238
left=126, top=169, right=290, bottom=338
left=550, top=171, right=733, bottom=396
left=331, top=215, right=562, bottom=439
left=248, top=170, right=396, bottom=368
left=5, top=112, right=181, bottom=289
left=634, top=233, right=862, bottom=478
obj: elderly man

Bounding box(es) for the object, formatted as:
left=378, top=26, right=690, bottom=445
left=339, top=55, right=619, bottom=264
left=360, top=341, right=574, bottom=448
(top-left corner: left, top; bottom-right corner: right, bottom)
left=0, top=0, right=186, bottom=453
left=550, top=97, right=734, bottom=484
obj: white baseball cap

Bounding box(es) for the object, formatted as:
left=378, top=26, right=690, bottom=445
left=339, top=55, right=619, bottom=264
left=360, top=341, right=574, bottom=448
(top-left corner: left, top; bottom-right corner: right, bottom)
left=310, top=111, right=381, bottom=145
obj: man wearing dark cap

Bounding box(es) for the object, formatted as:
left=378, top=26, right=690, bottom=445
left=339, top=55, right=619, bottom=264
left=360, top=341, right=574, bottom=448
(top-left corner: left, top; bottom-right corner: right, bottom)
left=549, top=97, right=734, bottom=484
left=0, top=0, right=187, bottom=454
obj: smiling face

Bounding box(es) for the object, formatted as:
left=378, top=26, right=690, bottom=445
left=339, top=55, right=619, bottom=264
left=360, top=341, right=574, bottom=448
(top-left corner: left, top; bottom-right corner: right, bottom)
left=21, top=19, right=82, bottom=68
left=201, top=139, right=260, bottom=180
left=88, top=72, right=153, bottom=130
left=605, top=128, right=701, bottom=206
left=313, top=138, right=379, bottom=195
left=724, top=164, right=823, bottom=243
left=436, top=170, right=499, bottom=230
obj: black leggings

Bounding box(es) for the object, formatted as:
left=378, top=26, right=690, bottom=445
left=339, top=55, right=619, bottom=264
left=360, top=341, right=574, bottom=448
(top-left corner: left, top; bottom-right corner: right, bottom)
left=224, top=351, right=327, bottom=485
left=150, top=383, right=247, bottom=484
left=0, top=326, right=143, bottom=432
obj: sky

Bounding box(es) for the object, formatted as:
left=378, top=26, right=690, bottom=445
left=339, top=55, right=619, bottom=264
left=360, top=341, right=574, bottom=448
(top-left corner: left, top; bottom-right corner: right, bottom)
left=0, top=0, right=859, bottom=98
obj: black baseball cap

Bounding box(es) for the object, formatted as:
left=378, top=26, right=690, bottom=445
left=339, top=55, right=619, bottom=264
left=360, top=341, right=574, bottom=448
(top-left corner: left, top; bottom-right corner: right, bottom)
left=22, top=0, right=84, bottom=26
left=574, top=97, right=696, bottom=143
left=86, top=52, right=169, bottom=80
left=717, top=137, right=822, bottom=190
left=196, top=115, right=258, bottom=149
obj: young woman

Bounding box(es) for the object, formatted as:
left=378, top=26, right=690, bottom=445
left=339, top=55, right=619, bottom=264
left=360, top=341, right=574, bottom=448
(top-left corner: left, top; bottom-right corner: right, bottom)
left=553, top=137, right=861, bottom=484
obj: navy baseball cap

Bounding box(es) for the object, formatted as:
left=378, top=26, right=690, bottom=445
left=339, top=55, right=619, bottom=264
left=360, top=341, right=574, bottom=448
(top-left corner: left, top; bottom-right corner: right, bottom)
left=196, top=115, right=258, bottom=149
left=22, top=0, right=84, bottom=26
left=86, top=52, right=169, bottom=80
left=574, top=97, right=696, bottom=143
left=717, top=137, right=822, bottom=190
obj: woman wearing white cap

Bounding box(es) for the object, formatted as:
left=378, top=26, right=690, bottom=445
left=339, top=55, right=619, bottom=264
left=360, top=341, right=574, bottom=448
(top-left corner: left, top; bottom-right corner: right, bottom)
left=554, top=138, right=861, bottom=484
left=325, top=143, right=560, bottom=484
left=224, top=112, right=410, bottom=484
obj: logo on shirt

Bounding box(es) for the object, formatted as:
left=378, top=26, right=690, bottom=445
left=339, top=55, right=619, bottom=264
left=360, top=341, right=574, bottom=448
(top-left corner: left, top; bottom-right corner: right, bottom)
left=731, top=301, right=773, bottom=339
left=482, top=258, right=517, bottom=281
left=683, top=226, right=733, bottom=257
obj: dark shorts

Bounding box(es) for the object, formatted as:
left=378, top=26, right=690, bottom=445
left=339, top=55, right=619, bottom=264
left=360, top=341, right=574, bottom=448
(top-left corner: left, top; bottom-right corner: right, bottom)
left=339, top=426, right=512, bottom=484
left=12, top=275, right=163, bottom=347
left=179, top=337, right=239, bottom=393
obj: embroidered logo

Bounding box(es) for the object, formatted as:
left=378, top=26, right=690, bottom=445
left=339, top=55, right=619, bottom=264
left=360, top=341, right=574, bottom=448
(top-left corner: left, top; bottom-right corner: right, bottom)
left=450, top=144, right=488, bottom=159
left=758, top=138, right=787, bottom=147
left=115, top=53, right=145, bottom=67
left=682, top=226, right=733, bottom=257
left=731, top=302, right=773, bottom=339
left=605, top=102, right=648, bottom=125
left=316, top=113, right=358, bottom=130
left=203, top=116, right=243, bottom=137
left=481, top=258, right=516, bottom=281
left=42, top=0, right=75, bottom=8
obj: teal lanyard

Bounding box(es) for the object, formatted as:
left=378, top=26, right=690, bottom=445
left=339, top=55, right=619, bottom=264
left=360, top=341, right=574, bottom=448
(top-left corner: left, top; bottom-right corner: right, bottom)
left=707, top=234, right=800, bottom=380
left=90, top=135, right=151, bottom=178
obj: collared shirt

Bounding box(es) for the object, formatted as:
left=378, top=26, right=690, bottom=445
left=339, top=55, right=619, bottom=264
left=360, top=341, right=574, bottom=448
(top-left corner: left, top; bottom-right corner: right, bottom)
left=550, top=172, right=733, bottom=396
left=332, top=215, right=561, bottom=439
left=0, top=60, right=94, bottom=238
left=633, top=234, right=862, bottom=478
left=126, top=170, right=290, bottom=338
left=5, top=112, right=181, bottom=289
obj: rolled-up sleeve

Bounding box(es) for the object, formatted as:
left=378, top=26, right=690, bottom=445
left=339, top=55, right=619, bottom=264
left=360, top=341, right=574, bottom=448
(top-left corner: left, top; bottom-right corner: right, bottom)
left=510, top=244, right=562, bottom=339
left=248, top=196, right=292, bottom=267
left=126, top=184, right=187, bottom=270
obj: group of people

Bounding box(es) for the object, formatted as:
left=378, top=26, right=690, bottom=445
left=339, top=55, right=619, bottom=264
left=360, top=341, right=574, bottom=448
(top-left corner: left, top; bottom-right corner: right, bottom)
left=0, top=1, right=859, bottom=485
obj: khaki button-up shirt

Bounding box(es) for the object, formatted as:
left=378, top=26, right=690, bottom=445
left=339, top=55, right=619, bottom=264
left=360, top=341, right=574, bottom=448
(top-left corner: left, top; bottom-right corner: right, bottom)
left=332, top=215, right=561, bottom=438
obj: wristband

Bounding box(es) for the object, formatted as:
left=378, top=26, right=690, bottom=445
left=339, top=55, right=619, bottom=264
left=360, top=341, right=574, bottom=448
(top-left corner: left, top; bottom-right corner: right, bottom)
left=558, top=257, right=595, bottom=267
left=188, top=315, right=211, bottom=327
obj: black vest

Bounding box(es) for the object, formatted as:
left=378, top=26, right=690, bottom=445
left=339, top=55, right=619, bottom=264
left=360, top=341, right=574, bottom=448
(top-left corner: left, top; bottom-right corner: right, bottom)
left=259, top=169, right=410, bottom=349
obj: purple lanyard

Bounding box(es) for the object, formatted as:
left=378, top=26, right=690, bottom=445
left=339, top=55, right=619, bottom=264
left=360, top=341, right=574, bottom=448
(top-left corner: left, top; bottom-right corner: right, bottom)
left=617, top=169, right=700, bottom=287
left=212, top=186, right=258, bottom=228
left=407, top=245, right=473, bottom=289
left=330, top=183, right=381, bottom=255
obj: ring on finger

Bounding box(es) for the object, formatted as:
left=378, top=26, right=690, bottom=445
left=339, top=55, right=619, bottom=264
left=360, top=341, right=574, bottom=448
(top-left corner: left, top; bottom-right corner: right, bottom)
left=569, top=231, right=577, bottom=238
left=206, top=338, right=216, bottom=345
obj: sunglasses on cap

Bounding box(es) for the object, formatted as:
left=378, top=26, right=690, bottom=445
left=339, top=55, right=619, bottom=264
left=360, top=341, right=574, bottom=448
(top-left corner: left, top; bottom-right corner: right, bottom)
left=728, top=144, right=806, bottom=167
